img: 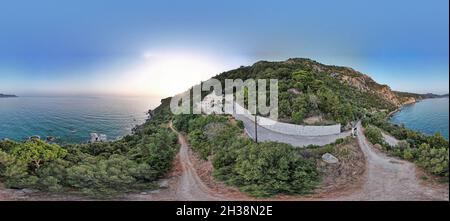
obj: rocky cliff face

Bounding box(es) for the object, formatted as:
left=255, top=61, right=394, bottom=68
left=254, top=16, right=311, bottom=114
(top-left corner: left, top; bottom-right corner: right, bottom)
left=340, top=75, right=371, bottom=92
left=336, top=70, right=414, bottom=107
left=376, top=85, right=403, bottom=106
left=280, top=58, right=417, bottom=107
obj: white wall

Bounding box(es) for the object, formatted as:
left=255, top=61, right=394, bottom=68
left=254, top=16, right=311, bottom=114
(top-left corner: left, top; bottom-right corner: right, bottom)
left=226, top=102, right=341, bottom=136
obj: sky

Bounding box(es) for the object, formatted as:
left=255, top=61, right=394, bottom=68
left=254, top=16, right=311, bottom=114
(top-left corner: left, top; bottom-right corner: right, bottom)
left=0, top=0, right=448, bottom=96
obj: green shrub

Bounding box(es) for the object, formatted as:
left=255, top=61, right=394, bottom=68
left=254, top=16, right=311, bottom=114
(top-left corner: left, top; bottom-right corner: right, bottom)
left=364, top=126, right=385, bottom=146
left=236, top=120, right=245, bottom=129
left=231, top=142, right=319, bottom=197
left=403, top=148, right=414, bottom=160
left=416, top=143, right=449, bottom=177
left=397, top=140, right=410, bottom=150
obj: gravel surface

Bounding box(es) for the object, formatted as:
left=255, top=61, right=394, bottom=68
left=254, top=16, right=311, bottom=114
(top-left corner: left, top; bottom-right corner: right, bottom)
left=172, top=125, right=225, bottom=201
left=335, top=122, right=448, bottom=201
left=382, top=132, right=400, bottom=147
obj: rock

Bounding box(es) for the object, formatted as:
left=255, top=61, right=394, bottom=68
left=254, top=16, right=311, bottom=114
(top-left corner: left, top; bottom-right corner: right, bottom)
left=90, top=133, right=98, bottom=143
left=90, top=133, right=107, bottom=143
left=46, top=136, right=56, bottom=142
left=140, top=192, right=148, bottom=195
left=373, top=144, right=383, bottom=150
left=98, top=134, right=107, bottom=142
left=149, top=190, right=160, bottom=194
left=20, top=188, right=38, bottom=194
left=322, top=153, right=339, bottom=164
left=29, top=135, right=41, bottom=141
left=158, top=179, right=170, bottom=188
left=287, top=88, right=301, bottom=95
left=330, top=72, right=339, bottom=78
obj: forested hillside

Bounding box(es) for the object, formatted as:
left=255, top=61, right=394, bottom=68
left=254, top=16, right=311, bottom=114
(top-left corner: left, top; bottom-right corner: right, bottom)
left=213, top=58, right=417, bottom=125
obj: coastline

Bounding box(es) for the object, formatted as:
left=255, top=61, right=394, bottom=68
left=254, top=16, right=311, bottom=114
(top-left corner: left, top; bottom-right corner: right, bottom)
left=387, top=97, right=449, bottom=140
left=388, top=96, right=449, bottom=119
left=386, top=99, right=419, bottom=119
left=0, top=96, right=153, bottom=144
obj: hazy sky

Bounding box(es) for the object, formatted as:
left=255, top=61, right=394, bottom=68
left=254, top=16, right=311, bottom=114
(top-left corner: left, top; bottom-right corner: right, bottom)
left=0, top=0, right=448, bottom=96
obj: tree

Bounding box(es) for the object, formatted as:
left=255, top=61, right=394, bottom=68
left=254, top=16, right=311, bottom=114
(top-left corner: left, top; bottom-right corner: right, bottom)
left=279, top=99, right=291, bottom=118
left=337, top=103, right=354, bottom=123
left=317, top=88, right=339, bottom=116
left=11, top=140, right=67, bottom=170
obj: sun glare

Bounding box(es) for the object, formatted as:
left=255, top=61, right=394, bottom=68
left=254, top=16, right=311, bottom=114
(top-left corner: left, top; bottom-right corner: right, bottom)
left=120, top=50, right=230, bottom=97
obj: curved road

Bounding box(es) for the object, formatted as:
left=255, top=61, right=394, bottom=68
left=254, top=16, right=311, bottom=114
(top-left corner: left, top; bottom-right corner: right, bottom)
left=235, top=114, right=351, bottom=147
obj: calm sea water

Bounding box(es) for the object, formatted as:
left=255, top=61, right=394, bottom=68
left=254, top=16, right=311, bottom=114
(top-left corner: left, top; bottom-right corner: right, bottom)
left=390, top=98, right=449, bottom=140
left=0, top=96, right=161, bottom=144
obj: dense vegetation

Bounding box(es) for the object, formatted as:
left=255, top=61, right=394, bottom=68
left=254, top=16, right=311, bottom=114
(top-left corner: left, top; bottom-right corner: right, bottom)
left=214, top=58, right=396, bottom=125
left=173, top=114, right=319, bottom=197
left=0, top=101, right=179, bottom=197
left=363, top=112, right=449, bottom=178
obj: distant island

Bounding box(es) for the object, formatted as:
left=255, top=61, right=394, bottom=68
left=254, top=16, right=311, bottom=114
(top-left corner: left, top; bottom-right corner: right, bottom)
left=0, top=93, right=17, bottom=98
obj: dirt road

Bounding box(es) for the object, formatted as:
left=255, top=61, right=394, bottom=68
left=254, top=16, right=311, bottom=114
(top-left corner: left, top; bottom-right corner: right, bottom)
left=125, top=123, right=227, bottom=201
left=170, top=124, right=225, bottom=201
left=335, top=122, right=448, bottom=201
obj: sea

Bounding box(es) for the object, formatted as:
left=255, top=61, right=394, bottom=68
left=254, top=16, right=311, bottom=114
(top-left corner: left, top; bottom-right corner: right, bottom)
left=0, top=96, right=161, bottom=144
left=390, top=98, right=449, bottom=140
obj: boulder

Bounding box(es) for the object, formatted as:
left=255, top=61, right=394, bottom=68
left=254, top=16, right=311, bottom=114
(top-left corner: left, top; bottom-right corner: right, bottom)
left=322, top=153, right=339, bottom=164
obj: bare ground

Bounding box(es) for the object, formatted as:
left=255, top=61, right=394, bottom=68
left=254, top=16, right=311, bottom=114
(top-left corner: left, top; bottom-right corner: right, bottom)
left=381, top=131, right=400, bottom=147
left=333, top=122, right=449, bottom=201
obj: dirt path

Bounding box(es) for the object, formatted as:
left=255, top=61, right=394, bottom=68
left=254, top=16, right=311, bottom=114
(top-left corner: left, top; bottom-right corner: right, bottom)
left=335, top=122, right=448, bottom=201
left=125, top=123, right=227, bottom=201
left=170, top=124, right=225, bottom=201
left=381, top=132, right=399, bottom=147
